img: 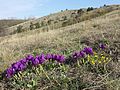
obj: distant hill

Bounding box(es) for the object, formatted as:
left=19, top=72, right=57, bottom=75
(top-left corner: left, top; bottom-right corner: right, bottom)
left=0, top=19, right=27, bottom=27
left=0, top=19, right=27, bottom=36
left=6, top=5, right=120, bottom=35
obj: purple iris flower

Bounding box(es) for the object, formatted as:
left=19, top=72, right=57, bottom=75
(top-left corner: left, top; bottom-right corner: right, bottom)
left=45, top=54, right=52, bottom=60
left=48, top=54, right=65, bottom=63
left=99, top=43, right=106, bottom=49
left=38, top=53, right=45, bottom=64
left=72, top=50, right=86, bottom=59
left=12, top=62, right=20, bottom=71
left=72, top=52, right=80, bottom=59
left=51, top=54, right=56, bottom=60
left=6, top=67, right=15, bottom=78
left=79, top=51, right=85, bottom=58
left=56, top=55, right=65, bottom=63
left=20, top=58, right=28, bottom=64
left=51, top=54, right=55, bottom=59
left=26, top=54, right=34, bottom=61
left=54, top=54, right=59, bottom=60
left=31, top=56, right=40, bottom=66
left=12, top=61, right=27, bottom=71
left=83, top=47, right=93, bottom=55
left=18, top=62, right=26, bottom=71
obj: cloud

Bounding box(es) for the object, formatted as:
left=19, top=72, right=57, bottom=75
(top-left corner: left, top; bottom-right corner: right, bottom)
left=0, top=0, right=43, bottom=19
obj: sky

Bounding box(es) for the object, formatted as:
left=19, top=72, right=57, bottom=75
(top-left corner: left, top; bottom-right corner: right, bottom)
left=0, top=0, right=120, bottom=19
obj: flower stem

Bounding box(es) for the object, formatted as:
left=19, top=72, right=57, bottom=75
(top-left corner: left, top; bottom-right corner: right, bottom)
left=40, top=65, right=52, bottom=84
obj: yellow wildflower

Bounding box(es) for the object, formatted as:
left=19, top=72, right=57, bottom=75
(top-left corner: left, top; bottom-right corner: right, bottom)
left=103, top=60, right=106, bottom=63
left=91, top=60, right=95, bottom=65
left=98, top=60, right=102, bottom=64
left=101, top=56, right=105, bottom=61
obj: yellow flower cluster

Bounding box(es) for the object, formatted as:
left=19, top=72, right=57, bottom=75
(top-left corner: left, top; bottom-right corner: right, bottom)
left=87, top=52, right=110, bottom=65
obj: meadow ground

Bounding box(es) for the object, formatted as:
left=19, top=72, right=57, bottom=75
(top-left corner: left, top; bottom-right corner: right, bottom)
left=0, top=9, right=120, bottom=90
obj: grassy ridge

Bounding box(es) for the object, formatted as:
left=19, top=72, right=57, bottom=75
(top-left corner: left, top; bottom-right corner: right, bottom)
left=7, top=5, right=120, bottom=35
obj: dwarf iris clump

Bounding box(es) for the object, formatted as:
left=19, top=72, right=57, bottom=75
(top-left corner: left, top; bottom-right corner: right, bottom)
left=31, top=56, right=39, bottom=66
left=5, top=53, right=65, bottom=78
left=72, top=47, right=93, bottom=59
left=54, top=54, right=65, bottom=63
left=0, top=43, right=112, bottom=90
left=39, top=53, right=46, bottom=64
left=72, top=51, right=85, bottom=59
left=3, top=45, right=109, bottom=79
left=83, top=47, right=94, bottom=55
left=6, top=60, right=27, bottom=78
left=99, top=43, right=106, bottom=49
left=6, top=67, right=15, bottom=78
left=45, top=53, right=52, bottom=60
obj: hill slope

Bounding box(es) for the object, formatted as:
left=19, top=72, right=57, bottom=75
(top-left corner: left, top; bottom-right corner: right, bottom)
left=0, top=7, right=120, bottom=71
left=0, top=5, right=120, bottom=90
left=7, top=5, right=120, bottom=35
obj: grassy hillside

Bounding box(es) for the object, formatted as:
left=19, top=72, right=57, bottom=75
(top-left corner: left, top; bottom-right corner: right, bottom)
left=7, top=5, right=120, bottom=35
left=0, top=5, right=120, bottom=90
